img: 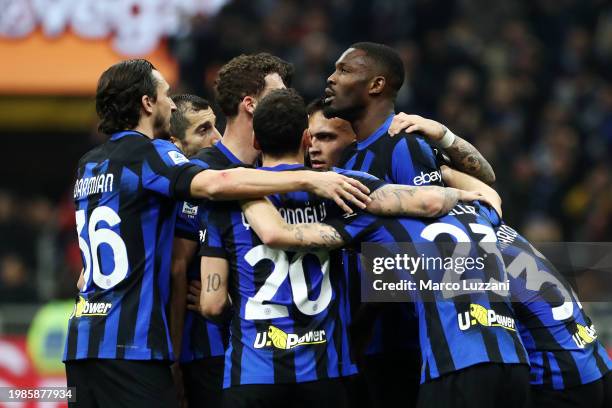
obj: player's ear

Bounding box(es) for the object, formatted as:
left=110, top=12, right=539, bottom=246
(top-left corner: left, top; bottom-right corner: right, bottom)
left=301, top=129, right=312, bottom=150
left=242, top=95, right=257, bottom=115
left=141, top=94, right=155, bottom=115
left=368, top=76, right=386, bottom=96
left=169, top=136, right=182, bottom=150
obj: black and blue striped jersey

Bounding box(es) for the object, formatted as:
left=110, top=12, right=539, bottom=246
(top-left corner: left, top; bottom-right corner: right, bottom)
left=199, top=164, right=385, bottom=387
left=64, top=130, right=202, bottom=361
left=339, top=114, right=443, bottom=186
left=173, top=141, right=242, bottom=363
left=338, top=114, right=443, bottom=354
left=479, top=207, right=612, bottom=389
left=175, top=203, right=229, bottom=362
left=326, top=201, right=530, bottom=383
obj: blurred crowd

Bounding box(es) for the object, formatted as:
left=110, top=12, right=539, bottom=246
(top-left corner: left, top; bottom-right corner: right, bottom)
left=173, top=0, right=612, bottom=241
left=2, top=0, right=612, bottom=304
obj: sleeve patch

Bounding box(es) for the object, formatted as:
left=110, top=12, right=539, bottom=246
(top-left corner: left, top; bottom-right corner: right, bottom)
left=168, top=150, right=189, bottom=165
left=181, top=202, right=199, bottom=216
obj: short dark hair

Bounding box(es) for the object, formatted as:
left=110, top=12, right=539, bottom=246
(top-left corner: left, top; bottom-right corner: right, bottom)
left=253, top=89, right=307, bottom=157
left=215, top=53, right=294, bottom=118
left=96, top=59, right=158, bottom=135
left=350, top=42, right=405, bottom=95
left=170, top=94, right=211, bottom=141
left=306, top=98, right=326, bottom=116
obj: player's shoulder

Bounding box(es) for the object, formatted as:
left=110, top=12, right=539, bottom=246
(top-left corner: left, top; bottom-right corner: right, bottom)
left=190, top=145, right=230, bottom=169
left=332, top=167, right=378, bottom=181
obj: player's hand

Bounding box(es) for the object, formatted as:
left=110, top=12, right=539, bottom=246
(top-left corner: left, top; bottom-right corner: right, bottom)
left=186, top=280, right=202, bottom=314
left=305, top=171, right=371, bottom=214
left=388, top=113, right=446, bottom=142
left=456, top=189, right=495, bottom=208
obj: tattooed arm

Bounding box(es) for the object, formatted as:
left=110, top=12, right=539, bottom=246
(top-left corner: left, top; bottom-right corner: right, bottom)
left=388, top=114, right=496, bottom=184
left=440, top=165, right=502, bottom=217
left=366, top=184, right=486, bottom=218
left=200, top=256, right=231, bottom=323
left=241, top=198, right=346, bottom=250
left=443, top=136, right=496, bottom=185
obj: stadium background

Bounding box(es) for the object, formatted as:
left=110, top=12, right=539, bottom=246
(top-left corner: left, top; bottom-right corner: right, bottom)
left=0, top=0, right=611, bottom=404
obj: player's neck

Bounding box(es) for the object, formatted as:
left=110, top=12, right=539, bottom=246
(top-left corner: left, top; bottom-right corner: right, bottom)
left=261, top=152, right=304, bottom=168
left=222, top=116, right=260, bottom=165
left=132, top=121, right=155, bottom=139
left=351, top=101, right=395, bottom=142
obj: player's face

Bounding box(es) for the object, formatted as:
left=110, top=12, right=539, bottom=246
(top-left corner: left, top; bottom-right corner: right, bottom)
left=151, top=70, right=176, bottom=139
left=324, top=48, right=371, bottom=121
left=181, top=107, right=221, bottom=157
left=308, top=111, right=356, bottom=170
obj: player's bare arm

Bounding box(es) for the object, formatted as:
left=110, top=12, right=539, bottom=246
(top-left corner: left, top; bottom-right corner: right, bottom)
left=199, top=256, right=232, bottom=324
left=440, top=165, right=503, bottom=217
left=169, top=237, right=198, bottom=360
left=241, top=198, right=346, bottom=250
left=388, top=113, right=496, bottom=185
left=77, top=269, right=85, bottom=291
left=190, top=167, right=371, bottom=213
left=366, top=184, right=487, bottom=218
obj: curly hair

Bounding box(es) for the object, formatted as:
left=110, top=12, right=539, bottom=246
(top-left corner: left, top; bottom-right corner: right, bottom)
left=215, top=53, right=294, bottom=118
left=95, top=59, right=158, bottom=135
left=253, top=88, right=307, bottom=157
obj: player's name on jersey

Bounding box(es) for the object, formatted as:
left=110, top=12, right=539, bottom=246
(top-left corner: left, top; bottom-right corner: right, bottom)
left=447, top=203, right=477, bottom=216
left=241, top=202, right=328, bottom=230
left=73, top=173, right=114, bottom=199
left=495, top=224, right=520, bottom=248
left=372, top=278, right=510, bottom=294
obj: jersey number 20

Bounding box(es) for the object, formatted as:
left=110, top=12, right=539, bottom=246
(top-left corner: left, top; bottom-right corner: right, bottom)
left=244, top=245, right=332, bottom=320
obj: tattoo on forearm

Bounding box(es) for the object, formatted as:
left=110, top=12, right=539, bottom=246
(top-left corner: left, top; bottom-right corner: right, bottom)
left=437, top=188, right=459, bottom=217
left=445, top=137, right=495, bottom=184
left=283, top=223, right=344, bottom=250
left=206, top=273, right=221, bottom=292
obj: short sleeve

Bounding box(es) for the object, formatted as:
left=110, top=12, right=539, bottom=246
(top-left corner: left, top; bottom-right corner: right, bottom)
left=325, top=210, right=381, bottom=245
left=175, top=201, right=201, bottom=241
left=142, top=139, right=201, bottom=198
left=198, top=203, right=229, bottom=259
left=476, top=201, right=502, bottom=228
left=391, top=135, right=443, bottom=186
left=331, top=168, right=387, bottom=193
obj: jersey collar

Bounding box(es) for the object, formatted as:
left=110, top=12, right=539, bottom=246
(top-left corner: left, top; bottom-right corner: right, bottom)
left=214, top=140, right=243, bottom=165
left=356, top=114, right=395, bottom=150
left=258, top=163, right=304, bottom=172
left=110, top=130, right=149, bottom=141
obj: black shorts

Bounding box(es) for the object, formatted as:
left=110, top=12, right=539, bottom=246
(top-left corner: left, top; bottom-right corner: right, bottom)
left=222, top=377, right=349, bottom=408
left=181, top=356, right=224, bottom=408
left=531, top=370, right=612, bottom=408
left=417, top=363, right=530, bottom=408
left=65, top=359, right=177, bottom=408
left=361, top=349, right=421, bottom=408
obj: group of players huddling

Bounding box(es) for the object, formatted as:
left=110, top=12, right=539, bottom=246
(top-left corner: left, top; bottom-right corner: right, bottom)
left=64, top=42, right=612, bottom=408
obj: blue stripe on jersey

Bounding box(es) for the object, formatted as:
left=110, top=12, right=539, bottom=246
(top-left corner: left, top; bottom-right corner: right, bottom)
left=96, top=168, right=122, bottom=359
left=359, top=150, right=375, bottom=173
left=128, top=198, right=157, bottom=359
left=230, top=209, right=274, bottom=387
left=142, top=160, right=170, bottom=195
left=547, top=353, right=564, bottom=389
left=214, top=141, right=243, bottom=164
left=391, top=138, right=415, bottom=184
